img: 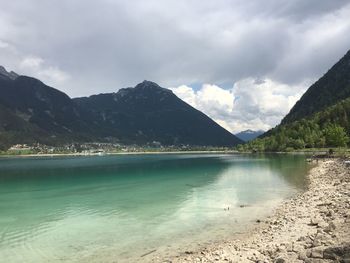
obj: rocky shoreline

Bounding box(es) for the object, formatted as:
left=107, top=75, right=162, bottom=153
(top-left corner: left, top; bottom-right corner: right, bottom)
left=160, top=159, right=350, bottom=262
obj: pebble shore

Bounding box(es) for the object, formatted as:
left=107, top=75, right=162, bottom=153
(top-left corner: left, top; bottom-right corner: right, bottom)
left=158, top=159, right=350, bottom=263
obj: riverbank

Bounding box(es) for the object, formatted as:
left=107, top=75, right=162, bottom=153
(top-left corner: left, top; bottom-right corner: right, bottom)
left=156, top=159, right=350, bottom=262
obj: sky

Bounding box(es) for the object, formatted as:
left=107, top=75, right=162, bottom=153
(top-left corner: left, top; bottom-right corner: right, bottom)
left=1, top=0, right=350, bottom=133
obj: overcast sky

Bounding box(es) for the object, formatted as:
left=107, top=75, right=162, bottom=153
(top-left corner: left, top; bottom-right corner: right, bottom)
left=1, top=0, right=350, bottom=133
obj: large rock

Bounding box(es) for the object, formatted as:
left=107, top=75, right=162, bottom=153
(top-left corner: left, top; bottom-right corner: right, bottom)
left=323, top=244, right=350, bottom=261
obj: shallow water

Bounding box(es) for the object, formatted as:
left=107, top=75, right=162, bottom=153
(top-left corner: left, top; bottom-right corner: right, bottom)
left=0, top=153, right=308, bottom=262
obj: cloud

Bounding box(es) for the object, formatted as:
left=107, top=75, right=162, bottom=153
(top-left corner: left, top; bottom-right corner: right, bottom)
left=0, top=40, right=69, bottom=88
left=172, top=78, right=307, bottom=133
left=20, top=56, right=44, bottom=69
left=0, top=40, right=10, bottom=48
left=19, top=56, right=70, bottom=84
left=0, top=0, right=349, bottom=129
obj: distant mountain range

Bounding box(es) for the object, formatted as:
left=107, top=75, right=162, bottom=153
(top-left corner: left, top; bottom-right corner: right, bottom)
left=0, top=68, right=242, bottom=149
left=235, top=129, right=264, bottom=142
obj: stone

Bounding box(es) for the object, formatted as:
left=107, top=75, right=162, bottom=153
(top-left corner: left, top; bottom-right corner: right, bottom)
left=324, top=221, right=336, bottom=232
left=310, top=247, right=324, bottom=259
left=310, top=217, right=324, bottom=226
left=317, top=221, right=328, bottom=228
left=285, top=243, right=293, bottom=252
left=293, top=243, right=305, bottom=253
left=312, top=238, right=322, bottom=248
left=276, top=246, right=287, bottom=254
left=309, top=259, right=325, bottom=263
left=274, top=256, right=286, bottom=263
left=298, top=250, right=308, bottom=261
left=306, top=249, right=312, bottom=258
left=323, top=244, right=350, bottom=260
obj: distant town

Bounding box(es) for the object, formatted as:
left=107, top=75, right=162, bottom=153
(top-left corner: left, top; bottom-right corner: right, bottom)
left=3, top=142, right=233, bottom=156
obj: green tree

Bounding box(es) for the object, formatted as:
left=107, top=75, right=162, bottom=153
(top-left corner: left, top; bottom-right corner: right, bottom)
left=324, top=124, right=349, bottom=147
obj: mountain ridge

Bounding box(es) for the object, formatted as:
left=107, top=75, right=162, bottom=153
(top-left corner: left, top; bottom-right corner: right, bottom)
left=241, top=49, right=350, bottom=151
left=0, top=69, right=242, bottom=149
left=73, top=80, right=242, bottom=146
left=282, top=49, right=350, bottom=124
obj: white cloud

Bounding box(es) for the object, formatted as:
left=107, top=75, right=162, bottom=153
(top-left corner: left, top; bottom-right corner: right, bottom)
left=0, top=0, right=349, bottom=97
left=0, top=0, right=349, bottom=130
left=20, top=56, right=44, bottom=68
left=0, top=41, right=70, bottom=90
left=0, top=39, right=9, bottom=48
left=172, top=79, right=307, bottom=133
left=19, top=55, right=70, bottom=85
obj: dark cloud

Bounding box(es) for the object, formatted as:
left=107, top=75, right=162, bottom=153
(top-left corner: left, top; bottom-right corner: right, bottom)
left=0, top=0, right=350, bottom=131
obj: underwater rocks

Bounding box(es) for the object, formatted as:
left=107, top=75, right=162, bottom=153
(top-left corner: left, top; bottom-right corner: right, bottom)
left=160, top=160, right=350, bottom=263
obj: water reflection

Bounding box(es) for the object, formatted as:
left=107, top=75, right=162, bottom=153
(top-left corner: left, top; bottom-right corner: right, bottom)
left=0, top=154, right=308, bottom=263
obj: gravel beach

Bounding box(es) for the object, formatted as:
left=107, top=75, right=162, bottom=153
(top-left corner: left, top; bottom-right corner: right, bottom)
left=155, top=159, right=350, bottom=263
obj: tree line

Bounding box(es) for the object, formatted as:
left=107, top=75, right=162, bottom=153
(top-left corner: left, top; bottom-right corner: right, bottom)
left=238, top=97, right=350, bottom=152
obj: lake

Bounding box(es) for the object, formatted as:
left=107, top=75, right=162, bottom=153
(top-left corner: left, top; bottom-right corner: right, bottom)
left=0, top=153, right=309, bottom=262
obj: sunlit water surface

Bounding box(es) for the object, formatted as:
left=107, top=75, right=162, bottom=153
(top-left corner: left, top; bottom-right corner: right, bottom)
left=0, top=154, right=309, bottom=262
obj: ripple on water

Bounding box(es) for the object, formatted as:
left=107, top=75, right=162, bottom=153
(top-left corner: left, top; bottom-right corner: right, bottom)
left=0, top=154, right=309, bottom=262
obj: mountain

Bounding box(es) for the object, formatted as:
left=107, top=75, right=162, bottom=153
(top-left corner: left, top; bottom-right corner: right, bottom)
left=235, top=129, right=264, bottom=142
left=0, top=66, right=18, bottom=80
left=240, top=49, right=350, bottom=152
left=74, top=81, right=242, bottom=146
left=282, top=49, right=350, bottom=124
left=0, top=68, right=96, bottom=149
left=0, top=68, right=242, bottom=149
left=0, top=75, right=91, bottom=134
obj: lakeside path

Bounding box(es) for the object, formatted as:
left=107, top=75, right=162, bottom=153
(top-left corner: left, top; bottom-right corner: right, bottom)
left=153, top=159, right=350, bottom=262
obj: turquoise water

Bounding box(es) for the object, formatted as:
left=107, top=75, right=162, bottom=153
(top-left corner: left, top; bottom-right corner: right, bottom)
left=0, top=154, right=308, bottom=262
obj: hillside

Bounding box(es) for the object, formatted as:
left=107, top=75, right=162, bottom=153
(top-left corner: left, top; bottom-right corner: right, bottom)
left=282, top=49, right=350, bottom=124
left=240, top=49, right=350, bottom=152
left=0, top=68, right=242, bottom=149
left=239, top=98, right=350, bottom=151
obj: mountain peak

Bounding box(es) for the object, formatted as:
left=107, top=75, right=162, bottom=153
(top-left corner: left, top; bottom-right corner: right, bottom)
left=235, top=129, right=265, bottom=142
left=134, top=80, right=172, bottom=93
left=242, top=129, right=255, bottom=133
left=114, top=81, right=173, bottom=99
left=138, top=80, right=160, bottom=87
left=134, top=80, right=160, bottom=89
left=0, top=66, right=19, bottom=80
